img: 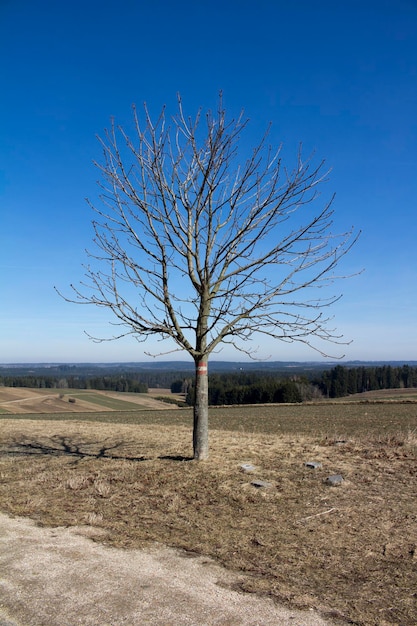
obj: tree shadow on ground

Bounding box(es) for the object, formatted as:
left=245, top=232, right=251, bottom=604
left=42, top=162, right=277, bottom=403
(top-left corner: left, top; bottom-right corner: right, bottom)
left=0, top=435, right=169, bottom=463
left=159, top=455, right=193, bottom=462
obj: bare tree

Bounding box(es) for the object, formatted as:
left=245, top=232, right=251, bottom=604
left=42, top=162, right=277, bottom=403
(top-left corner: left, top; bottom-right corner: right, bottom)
left=61, top=95, right=358, bottom=460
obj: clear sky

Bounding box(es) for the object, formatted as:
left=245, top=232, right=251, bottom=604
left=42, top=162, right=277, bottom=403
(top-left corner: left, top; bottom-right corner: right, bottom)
left=1, top=0, right=416, bottom=364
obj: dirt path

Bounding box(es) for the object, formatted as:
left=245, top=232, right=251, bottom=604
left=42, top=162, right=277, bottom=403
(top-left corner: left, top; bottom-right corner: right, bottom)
left=0, top=513, right=334, bottom=626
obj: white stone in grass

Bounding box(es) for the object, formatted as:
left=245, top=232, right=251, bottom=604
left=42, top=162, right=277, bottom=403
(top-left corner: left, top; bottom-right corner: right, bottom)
left=240, top=463, right=256, bottom=472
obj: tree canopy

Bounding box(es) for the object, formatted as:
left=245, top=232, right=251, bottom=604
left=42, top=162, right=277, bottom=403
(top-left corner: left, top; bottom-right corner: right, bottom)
left=60, top=95, right=359, bottom=458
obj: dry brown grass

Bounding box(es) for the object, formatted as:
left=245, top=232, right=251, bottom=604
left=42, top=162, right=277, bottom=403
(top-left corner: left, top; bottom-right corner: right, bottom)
left=0, top=407, right=416, bottom=626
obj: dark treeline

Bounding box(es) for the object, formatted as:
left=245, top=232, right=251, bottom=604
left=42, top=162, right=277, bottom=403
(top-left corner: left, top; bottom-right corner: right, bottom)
left=315, top=364, right=417, bottom=398
left=1, top=364, right=417, bottom=403
left=0, top=374, right=147, bottom=393
left=0, top=368, right=200, bottom=393
left=177, top=364, right=417, bottom=405
left=175, top=373, right=321, bottom=405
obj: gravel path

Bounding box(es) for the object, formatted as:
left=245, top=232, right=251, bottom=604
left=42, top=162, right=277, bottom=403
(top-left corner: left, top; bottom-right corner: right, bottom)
left=0, top=513, right=334, bottom=626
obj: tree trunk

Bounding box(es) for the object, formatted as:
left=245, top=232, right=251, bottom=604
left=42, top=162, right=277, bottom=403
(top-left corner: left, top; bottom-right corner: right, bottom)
left=193, top=357, right=209, bottom=460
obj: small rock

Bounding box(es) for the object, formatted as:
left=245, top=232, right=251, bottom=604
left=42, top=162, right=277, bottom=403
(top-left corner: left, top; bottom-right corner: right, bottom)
left=305, top=462, right=322, bottom=469
left=324, top=474, right=344, bottom=487
left=240, top=463, right=255, bottom=473
left=251, top=480, right=272, bottom=489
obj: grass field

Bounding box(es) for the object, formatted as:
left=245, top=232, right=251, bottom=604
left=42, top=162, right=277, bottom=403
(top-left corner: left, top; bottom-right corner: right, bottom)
left=0, top=386, right=183, bottom=414
left=0, top=393, right=416, bottom=625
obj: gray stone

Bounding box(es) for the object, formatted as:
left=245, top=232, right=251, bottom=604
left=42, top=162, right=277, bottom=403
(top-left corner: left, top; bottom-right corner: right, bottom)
left=305, top=461, right=322, bottom=469
left=251, top=480, right=272, bottom=489
left=240, top=463, right=256, bottom=472
left=324, top=474, right=344, bottom=486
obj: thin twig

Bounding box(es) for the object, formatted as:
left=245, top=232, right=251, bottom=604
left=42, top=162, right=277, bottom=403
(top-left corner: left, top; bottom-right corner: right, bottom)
left=297, top=508, right=337, bottom=523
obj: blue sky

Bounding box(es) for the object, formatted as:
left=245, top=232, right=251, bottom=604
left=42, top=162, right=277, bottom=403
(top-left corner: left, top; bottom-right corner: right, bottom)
left=1, top=0, right=416, bottom=363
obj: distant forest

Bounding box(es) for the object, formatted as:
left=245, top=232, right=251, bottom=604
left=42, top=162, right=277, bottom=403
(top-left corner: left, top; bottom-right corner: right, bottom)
left=178, top=364, right=417, bottom=405
left=1, top=363, right=417, bottom=405
left=316, top=364, right=417, bottom=398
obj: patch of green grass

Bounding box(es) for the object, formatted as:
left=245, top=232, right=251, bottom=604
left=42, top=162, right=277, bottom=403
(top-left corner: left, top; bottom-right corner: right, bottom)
left=153, top=395, right=188, bottom=407
left=64, top=391, right=145, bottom=411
